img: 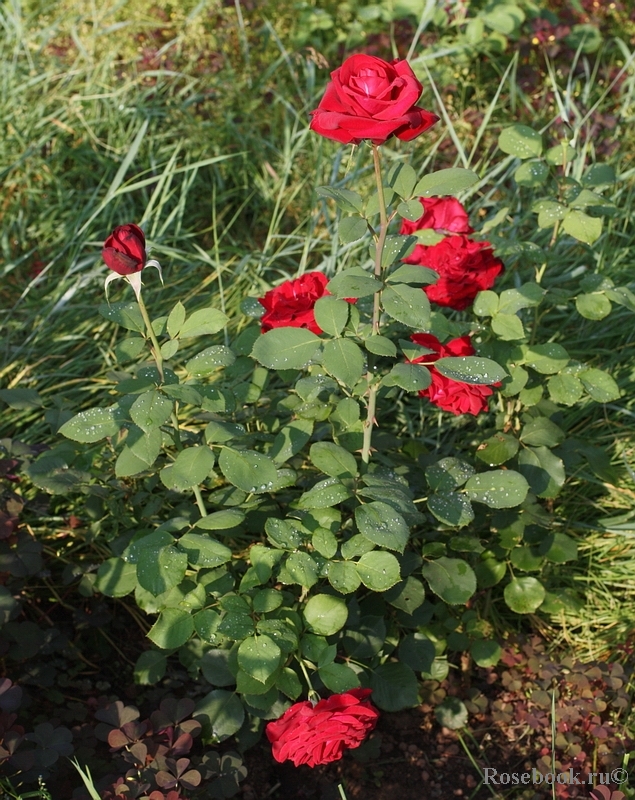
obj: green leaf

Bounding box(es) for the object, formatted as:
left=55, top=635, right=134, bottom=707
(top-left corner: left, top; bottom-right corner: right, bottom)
left=251, top=328, right=321, bottom=370
left=310, top=442, right=358, bottom=479
left=195, top=509, right=245, bottom=530
left=185, top=346, right=235, bottom=375
left=382, top=362, right=431, bottom=392
left=398, top=199, right=425, bottom=221
left=355, top=550, right=401, bottom=591
left=316, top=186, right=364, bottom=214
left=298, top=477, right=352, bottom=508
left=281, top=552, right=319, bottom=588
left=194, top=690, right=244, bottom=742
left=536, top=200, right=568, bottom=228
left=434, top=357, right=506, bottom=385
left=413, top=168, right=479, bottom=197
left=427, top=493, right=474, bottom=527
left=498, top=124, right=542, bottom=159
left=562, top=210, right=602, bottom=245
left=98, top=302, right=145, bottom=333
left=421, top=557, right=476, bottom=604
left=576, top=293, right=612, bottom=320
left=167, top=301, right=186, bottom=338
left=473, top=291, right=499, bottom=317
left=252, top=589, right=284, bottom=614
left=388, top=163, right=417, bottom=199
left=270, top=419, right=313, bottom=464
left=177, top=533, right=232, bottom=568
left=148, top=608, right=194, bottom=649
left=498, top=284, right=545, bottom=314
left=238, top=635, right=281, bottom=684
left=355, top=502, right=409, bottom=553
left=386, top=264, right=438, bottom=286
left=134, top=650, right=167, bottom=684
left=126, top=426, right=162, bottom=466
left=95, top=558, right=137, bottom=597
left=327, top=269, right=382, bottom=300
left=160, top=339, right=179, bottom=359
left=464, top=470, right=529, bottom=508
left=314, top=296, right=349, bottom=336
left=137, top=545, right=187, bottom=596
left=327, top=561, right=361, bottom=594
left=59, top=407, right=121, bottom=443
left=491, top=313, right=524, bottom=341
left=504, top=577, right=545, bottom=613
left=179, top=308, right=229, bottom=339
left=130, top=390, right=173, bottom=432
left=322, top=338, right=365, bottom=386
left=522, top=343, right=569, bottom=374
left=514, top=160, right=549, bottom=187
left=426, top=457, right=475, bottom=492
left=365, top=335, right=397, bottom=357
left=373, top=234, right=418, bottom=267
left=199, top=648, right=235, bottom=685
left=161, top=446, right=215, bottom=491
left=385, top=577, right=425, bottom=614
left=475, top=433, right=519, bottom=466
left=518, top=446, right=565, bottom=499
left=318, top=663, right=360, bottom=693
left=370, top=663, right=419, bottom=712
left=339, top=216, right=368, bottom=244
left=115, top=446, right=148, bottom=478
left=579, top=368, right=620, bottom=402
left=382, top=284, right=431, bottom=330
left=548, top=373, right=584, bottom=406
left=470, top=639, right=501, bottom=668
left=583, top=163, right=616, bottom=187
left=545, top=143, right=577, bottom=167
left=539, top=532, right=577, bottom=563
left=115, top=337, right=146, bottom=361
left=218, top=448, right=278, bottom=493
left=312, top=529, right=337, bottom=558
left=0, top=388, right=43, bottom=410
left=303, top=594, right=348, bottom=636
left=435, top=697, right=468, bottom=730
left=520, top=417, right=565, bottom=447
left=265, top=519, right=302, bottom=550
left=399, top=633, right=435, bottom=672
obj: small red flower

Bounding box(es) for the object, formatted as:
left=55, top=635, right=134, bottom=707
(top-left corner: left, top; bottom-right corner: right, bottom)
left=400, top=196, right=473, bottom=237
left=404, top=235, right=504, bottom=311
left=410, top=333, right=498, bottom=416
left=310, top=54, right=439, bottom=146
left=102, top=224, right=146, bottom=275
left=265, top=689, right=379, bottom=768
left=259, top=272, right=343, bottom=334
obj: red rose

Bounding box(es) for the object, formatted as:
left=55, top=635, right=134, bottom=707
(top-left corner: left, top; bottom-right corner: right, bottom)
left=310, top=55, right=439, bottom=146
left=410, top=333, right=498, bottom=416
left=260, top=272, right=340, bottom=334
left=102, top=224, right=146, bottom=275
left=404, top=235, right=504, bottom=310
left=400, top=196, right=473, bottom=236
left=265, top=689, right=379, bottom=767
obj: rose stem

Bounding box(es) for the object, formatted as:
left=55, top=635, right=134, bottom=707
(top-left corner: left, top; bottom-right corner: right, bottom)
left=296, top=657, right=321, bottom=705
left=361, top=144, right=389, bottom=470
left=136, top=289, right=207, bottom=518
left=136, top=291, right=165, bottom=383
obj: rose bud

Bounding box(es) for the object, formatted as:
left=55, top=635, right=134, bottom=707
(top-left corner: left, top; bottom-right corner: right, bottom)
left=102, top=224, right=147, bottom=275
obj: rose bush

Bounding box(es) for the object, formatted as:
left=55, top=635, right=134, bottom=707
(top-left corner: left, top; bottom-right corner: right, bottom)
left=101, top=223, right=146, bottom=275
left=265, top=690, right=379, bottom=767
left=410, top=333, right=499, bottom=416
left=404, top=234, right=504, bottom=310
left=310, top=54, right=439, bottom=145
left=400, top=196, right=473, bottom=236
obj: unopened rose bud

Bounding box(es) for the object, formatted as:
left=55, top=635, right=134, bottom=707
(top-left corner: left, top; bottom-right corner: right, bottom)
left=102, top=223, right=146, bottom=275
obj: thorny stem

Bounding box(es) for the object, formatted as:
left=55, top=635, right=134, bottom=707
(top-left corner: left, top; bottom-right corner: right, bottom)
left=136, top=292, right=164, bottom=383
left=361, top=145, right=389, bottom=470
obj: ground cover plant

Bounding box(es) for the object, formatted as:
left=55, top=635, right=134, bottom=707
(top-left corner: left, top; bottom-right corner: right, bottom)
left=1, top=0, right=635, bottom=798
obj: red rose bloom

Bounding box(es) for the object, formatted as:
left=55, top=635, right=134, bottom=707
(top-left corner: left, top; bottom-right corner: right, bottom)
left=266, top=689, right=379, bottom=768
left=410, top=333, right=498, bottom=416
left=400, top=196, right=473, bottom=237
left=404, top=235, right=504, bottom=311
left=259, top=272, right=333, bottom=334
left=310, top=55, right=439, bottom=146
left=102, top=224, right=146, bottom=275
